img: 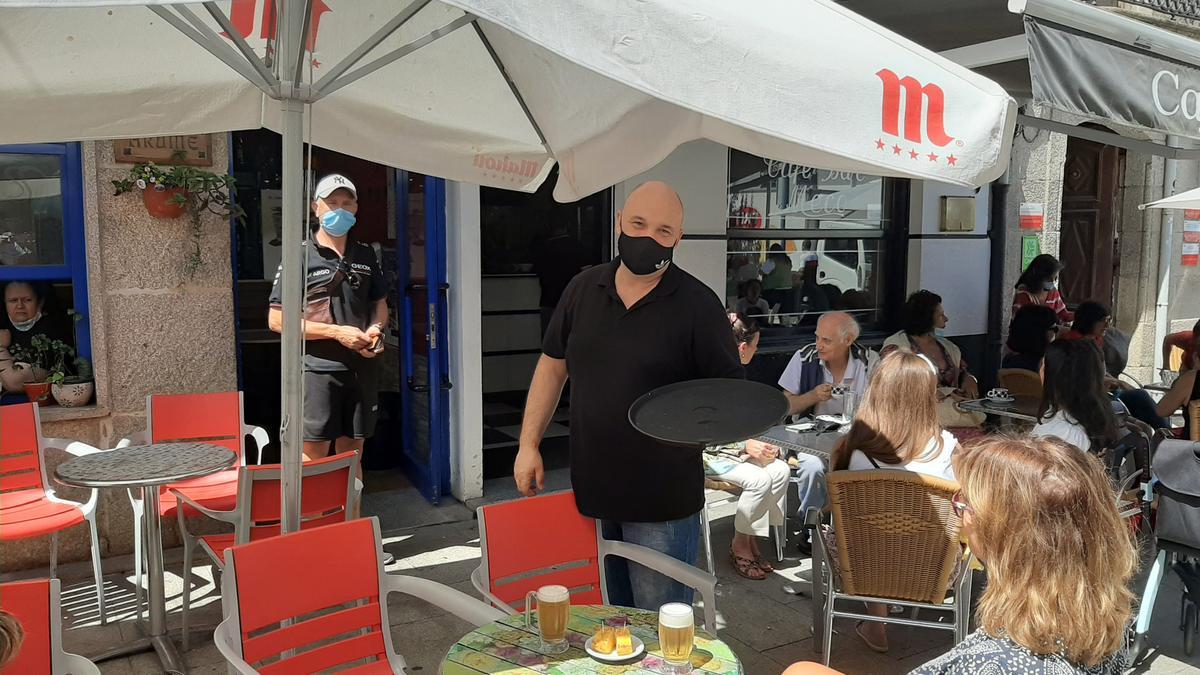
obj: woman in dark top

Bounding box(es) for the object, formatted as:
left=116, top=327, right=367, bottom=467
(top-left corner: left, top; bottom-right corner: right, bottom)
left=909, top=436, right=1133, bottom=674
left=0, top=281, right=75, bottom=394
left=1003, top=304, right=1058, bottom=372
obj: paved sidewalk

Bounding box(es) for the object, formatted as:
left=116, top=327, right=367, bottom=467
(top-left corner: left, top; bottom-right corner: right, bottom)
left=7, top=477, right=1200, bottom=674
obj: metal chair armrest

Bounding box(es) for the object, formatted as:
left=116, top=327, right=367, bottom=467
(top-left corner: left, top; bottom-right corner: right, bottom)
left=213, top=619, right=258, bottom=674
left=169, top=488, right=239, bottom=524
left=384, top=573, right=507, bottom=627
left=42, top=437, right=104, bottom=457
left=116, top=430, right=150, bottom=448
left=242, top=424, right=269, bottom=465
left=600, top=539, right=719, bottom=632
left=470, top=567, right=517, bottom=615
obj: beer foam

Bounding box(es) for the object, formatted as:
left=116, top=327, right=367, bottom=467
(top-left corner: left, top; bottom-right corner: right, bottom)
left=658, top=602, right=694, bottom=628
left=537, top=585, right=570, bottom=603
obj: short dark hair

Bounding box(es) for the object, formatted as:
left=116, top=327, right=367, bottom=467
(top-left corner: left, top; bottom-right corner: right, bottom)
left=2, top=280, right=47, bottom=303
left=901, top=290, right=942, bottom=336
left=1006, top=305, right=1058, bottom=358
left=1015, top=254, right=1063, bottom=291
left=729, top=312, right=760, bottom=346
left=1072, top=301, right=1110, bottom=337
left=1039, top=339, right=1118, bottom=446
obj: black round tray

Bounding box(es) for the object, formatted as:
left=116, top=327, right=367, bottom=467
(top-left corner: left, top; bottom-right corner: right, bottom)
left=628, top=378, right=789, bottom=448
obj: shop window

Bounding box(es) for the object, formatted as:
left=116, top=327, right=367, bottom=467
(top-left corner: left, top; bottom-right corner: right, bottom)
left=726, top=148, right=903, bottom=342
left=0, top=144, right=91, bottom=360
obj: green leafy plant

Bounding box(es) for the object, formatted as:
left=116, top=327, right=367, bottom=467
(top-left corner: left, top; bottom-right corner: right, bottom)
left=10, top=335, right=74, bottom=383
left=48, top=357, right=91, bottom=385
left=112, top=154, right=245, bottom=276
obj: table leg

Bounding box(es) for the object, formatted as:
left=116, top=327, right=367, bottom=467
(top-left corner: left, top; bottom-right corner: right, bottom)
left=143, top=485, right=187, bottom=674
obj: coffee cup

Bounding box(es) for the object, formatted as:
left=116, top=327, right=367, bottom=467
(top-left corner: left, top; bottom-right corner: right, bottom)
left=830, top=384, right=849, bottom=399
left=986, top=388, right=1010, bottom=400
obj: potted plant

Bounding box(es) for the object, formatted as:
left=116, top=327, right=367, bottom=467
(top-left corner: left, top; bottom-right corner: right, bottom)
left=50, top=356, right=94, bottom=408
left=9, top=335, right=73, bottom=406
left=112, top=156, right=244, bottom=275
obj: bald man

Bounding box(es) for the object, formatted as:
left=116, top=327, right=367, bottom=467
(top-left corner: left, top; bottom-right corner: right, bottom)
left=778, top=311, right=878, bottom=554
left=514, top=181, right=742, bottom=610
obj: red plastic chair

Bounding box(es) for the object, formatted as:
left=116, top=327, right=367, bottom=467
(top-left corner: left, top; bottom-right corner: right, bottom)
left=174, top=452, right=359, bottom=649
left=0, top=579, right=100, bottom=674
left=471, top=491, right=719, bottom=631
left=0, top=404, right=107, bottom=623
left=120, top=391, right=268, bottom=618
left=213, top=517, right=505, bottom=674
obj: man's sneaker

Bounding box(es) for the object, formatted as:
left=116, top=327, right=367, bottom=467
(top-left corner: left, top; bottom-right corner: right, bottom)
left=383, top=552, right=396, bottom=566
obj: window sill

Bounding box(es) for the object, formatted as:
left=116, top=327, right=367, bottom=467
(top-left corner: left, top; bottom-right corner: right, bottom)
left=38, top=404, right=110, bottom=423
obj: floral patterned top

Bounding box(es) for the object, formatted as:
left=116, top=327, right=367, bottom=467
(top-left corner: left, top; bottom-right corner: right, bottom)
left=909, top=631, right=1126, bottom=675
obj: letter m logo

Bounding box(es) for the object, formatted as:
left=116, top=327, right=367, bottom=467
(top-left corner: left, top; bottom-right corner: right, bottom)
left=876, top=69, right=954, bottom=147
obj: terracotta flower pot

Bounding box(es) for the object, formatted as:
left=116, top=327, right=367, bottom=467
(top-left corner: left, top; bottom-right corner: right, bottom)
left=52, top=381, right=94, bottom=408
left=23, top=382, right=53, bottom=406
left=142, top=187, right=187, bottom=219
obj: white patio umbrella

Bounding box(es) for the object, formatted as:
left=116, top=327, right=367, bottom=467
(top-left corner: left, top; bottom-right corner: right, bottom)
left=0, top=0, right=1017, bottom=537
left=1142, top=186, right=1200, bottom=210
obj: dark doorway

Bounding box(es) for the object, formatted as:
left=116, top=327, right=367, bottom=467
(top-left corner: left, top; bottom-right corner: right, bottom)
left=1059, top=133, right=1125, bottom=308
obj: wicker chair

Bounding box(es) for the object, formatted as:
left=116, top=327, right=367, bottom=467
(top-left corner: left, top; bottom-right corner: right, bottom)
left=814, top=470, right=972, bottom=666
left=998, top=368, right=1042, bottom=399
left=1190, top=401, right=1200, bottom=442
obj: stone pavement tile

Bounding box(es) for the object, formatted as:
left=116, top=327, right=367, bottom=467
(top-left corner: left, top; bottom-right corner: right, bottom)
left=390, top=611, right=479, bottom=672
left=387, top=578, right=480, bottom=626
left=389, top=522, right=483, bottom=586
left=719, top=633, right=790, bottom=675
left=713, top=581, right=813, bottom=653
left=61, top=622, right=123, bottom=659
left=96, top=656, right=135, bottom=675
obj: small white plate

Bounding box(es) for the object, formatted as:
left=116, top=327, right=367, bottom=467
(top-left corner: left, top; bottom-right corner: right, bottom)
left=985, top=396, right=1016, bottom=404
left=584, top=635, right=645, bottom=662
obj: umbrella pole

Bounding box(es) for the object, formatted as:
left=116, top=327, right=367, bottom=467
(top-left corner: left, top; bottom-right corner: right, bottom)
left=279, top=97, right=306, bottom=534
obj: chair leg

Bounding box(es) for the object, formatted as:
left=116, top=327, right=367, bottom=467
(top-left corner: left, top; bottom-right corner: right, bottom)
left=180, top=532, right=194, bottom=652
left=86, top=513, right=107, bottom=624
left=50, top=531, right=58, bottom=579
left=699, top=504, right=715, bottom=575
left=132, top=495, right=145, bottom=623
left=774, top=524, right=784, bottom=563
left=822, top=592, right=836, bottom=667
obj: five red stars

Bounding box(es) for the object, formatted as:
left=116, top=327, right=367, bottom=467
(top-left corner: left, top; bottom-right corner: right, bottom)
left=873, top=140, right=962, bottom=166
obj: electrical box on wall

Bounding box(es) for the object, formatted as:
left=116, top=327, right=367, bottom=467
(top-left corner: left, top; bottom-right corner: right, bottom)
left=939, top=196, right=976, bottom=232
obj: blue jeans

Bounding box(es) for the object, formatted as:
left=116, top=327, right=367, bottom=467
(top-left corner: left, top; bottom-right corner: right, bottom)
left=791, top=453, right=827, bottom=518
left=600, top=514, right=700, bottom=611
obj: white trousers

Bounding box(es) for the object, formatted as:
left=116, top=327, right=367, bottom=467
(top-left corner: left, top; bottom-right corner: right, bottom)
left=717, top=459, right=790, bottom=537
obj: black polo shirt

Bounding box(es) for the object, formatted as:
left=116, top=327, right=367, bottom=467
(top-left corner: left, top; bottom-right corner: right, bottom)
left=268, top=238, right=386, bottom=372
left=543, top=259, right=743, bottom=523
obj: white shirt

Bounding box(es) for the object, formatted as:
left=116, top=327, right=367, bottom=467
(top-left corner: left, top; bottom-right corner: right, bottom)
left=734, top=297, right=771, bottom=316
left=847, top=430, right=958, bottom=481
left=1032, top=411, right=1091, bottom=452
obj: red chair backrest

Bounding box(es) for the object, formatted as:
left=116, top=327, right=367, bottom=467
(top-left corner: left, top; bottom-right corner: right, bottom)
left=0, top=404, right=44, bottom=494
left=227, top=519, right=388, bottom=674
left=478, top=491, right=603, bottom=607
left=0, top=579, right=52, bottom=674
left=243, top=453, right=355, bottom=543
left=148, top=392, right=244, bottom=457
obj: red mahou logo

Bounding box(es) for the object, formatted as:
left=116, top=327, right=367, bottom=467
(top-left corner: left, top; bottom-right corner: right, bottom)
left=876, top=69, right=954, bottom=148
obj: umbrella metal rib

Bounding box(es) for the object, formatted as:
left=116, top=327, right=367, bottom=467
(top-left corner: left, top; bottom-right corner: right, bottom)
left=472, top=21, right=550, bottom=149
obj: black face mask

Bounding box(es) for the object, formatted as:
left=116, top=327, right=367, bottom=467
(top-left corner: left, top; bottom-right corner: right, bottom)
left=618, top=231, right=674, bottom=276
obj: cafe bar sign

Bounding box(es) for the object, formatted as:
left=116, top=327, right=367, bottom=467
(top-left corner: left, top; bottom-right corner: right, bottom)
left=113, top=134, right=212, bottom=166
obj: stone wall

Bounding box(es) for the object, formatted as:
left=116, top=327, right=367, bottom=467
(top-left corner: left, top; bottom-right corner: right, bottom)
left=2, top=137, right=240, bottom=572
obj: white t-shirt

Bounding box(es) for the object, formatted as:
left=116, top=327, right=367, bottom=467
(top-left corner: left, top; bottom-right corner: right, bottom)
left=847, top=430, right=958, bottom=481
left=1032, top=411, right=1091, bottom=452
left=734, top=297, right=770, bottom=316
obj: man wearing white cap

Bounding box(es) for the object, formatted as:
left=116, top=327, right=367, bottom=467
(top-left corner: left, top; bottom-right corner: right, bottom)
left=268, top=173, right=388, bottom=470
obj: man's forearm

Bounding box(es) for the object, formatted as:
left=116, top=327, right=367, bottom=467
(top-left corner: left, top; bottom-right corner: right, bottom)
left=519, top=356, right=568, bottom=449
left=371, top=300, right=388, bottom=331
left=268, top=308, right=341, bottom=340
left=785, top=391, right=813, bottom=416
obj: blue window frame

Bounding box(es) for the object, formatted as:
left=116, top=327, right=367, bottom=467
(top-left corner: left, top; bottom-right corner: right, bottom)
left=0, top=143, right=91, bottom=360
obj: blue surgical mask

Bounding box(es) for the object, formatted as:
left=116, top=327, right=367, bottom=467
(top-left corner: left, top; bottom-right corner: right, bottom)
left=1044, top=281, right=1057, bottom=292
left=934, top=328, right=947, bottom=338
left=320, top=208, right=356, bottom=237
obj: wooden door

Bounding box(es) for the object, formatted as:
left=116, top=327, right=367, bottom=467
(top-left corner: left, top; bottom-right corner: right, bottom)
left=1060, top=136, right=1124, bottom=307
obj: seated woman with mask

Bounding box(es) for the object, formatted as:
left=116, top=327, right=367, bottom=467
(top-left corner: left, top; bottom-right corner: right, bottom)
left=0, top=281, right=75, bottom=395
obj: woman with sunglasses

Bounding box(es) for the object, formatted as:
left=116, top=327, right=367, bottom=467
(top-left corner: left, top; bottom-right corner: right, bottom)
left=910, top=436, right=1134, bottom=674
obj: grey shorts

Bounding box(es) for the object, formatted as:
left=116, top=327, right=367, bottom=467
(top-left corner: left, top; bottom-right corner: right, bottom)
left=303, top=369, right=379, bottom=441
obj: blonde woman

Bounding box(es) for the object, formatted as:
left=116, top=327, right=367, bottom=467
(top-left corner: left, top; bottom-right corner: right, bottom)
left=829, top=350, right=958, bottom=652
left=910, top=436, right=1134, bottom=674
left=703, top=313, right=790, bottom=580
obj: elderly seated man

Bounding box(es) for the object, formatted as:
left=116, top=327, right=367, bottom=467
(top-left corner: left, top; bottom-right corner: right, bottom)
left=777, top=311, right=878, bottom=555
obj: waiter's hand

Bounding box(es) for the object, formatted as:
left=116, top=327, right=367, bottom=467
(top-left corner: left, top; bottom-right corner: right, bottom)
left=514, top=445, right=545, bottom=497
left=335, top=326, right=371, bottom=350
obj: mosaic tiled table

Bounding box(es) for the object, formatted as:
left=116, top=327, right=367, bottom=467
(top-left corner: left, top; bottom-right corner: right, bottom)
left=442, top=605, right=742, bottom=674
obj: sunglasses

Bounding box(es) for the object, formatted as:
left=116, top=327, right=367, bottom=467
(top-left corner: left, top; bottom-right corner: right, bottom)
left=951, top=490, right=972, bottom=518
left=337, top=260, right=361, bottom=289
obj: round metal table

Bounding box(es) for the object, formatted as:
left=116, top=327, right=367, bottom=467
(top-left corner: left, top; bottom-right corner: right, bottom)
left=441, top=605, right=743, bottom=674
left=55, top=442, right=237, bottom=674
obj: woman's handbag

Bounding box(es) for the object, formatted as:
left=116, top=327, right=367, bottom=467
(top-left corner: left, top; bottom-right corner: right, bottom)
left=303, top=269, right=345, bottom=325
left=942, top=388, right=985, bottom=428
left=1152, top=440, right=1200, bottom=551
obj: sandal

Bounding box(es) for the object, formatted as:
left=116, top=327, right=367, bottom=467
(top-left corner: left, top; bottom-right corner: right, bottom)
left=855, top=621, right=889, bottom=653
left=729, top=550, right=766, bottom=580
left=753, top=554, right=774, bottom=573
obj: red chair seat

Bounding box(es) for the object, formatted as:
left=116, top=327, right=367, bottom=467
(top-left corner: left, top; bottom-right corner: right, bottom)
left=158, top=468, right=240, bottom=517
left=0, top=490, right=85, bottom=539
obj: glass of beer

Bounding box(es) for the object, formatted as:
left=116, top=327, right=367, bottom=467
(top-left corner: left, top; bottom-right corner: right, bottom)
left=658, top=603, right=696, bottom=673
left=524, top=585, right=570, bottom=654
